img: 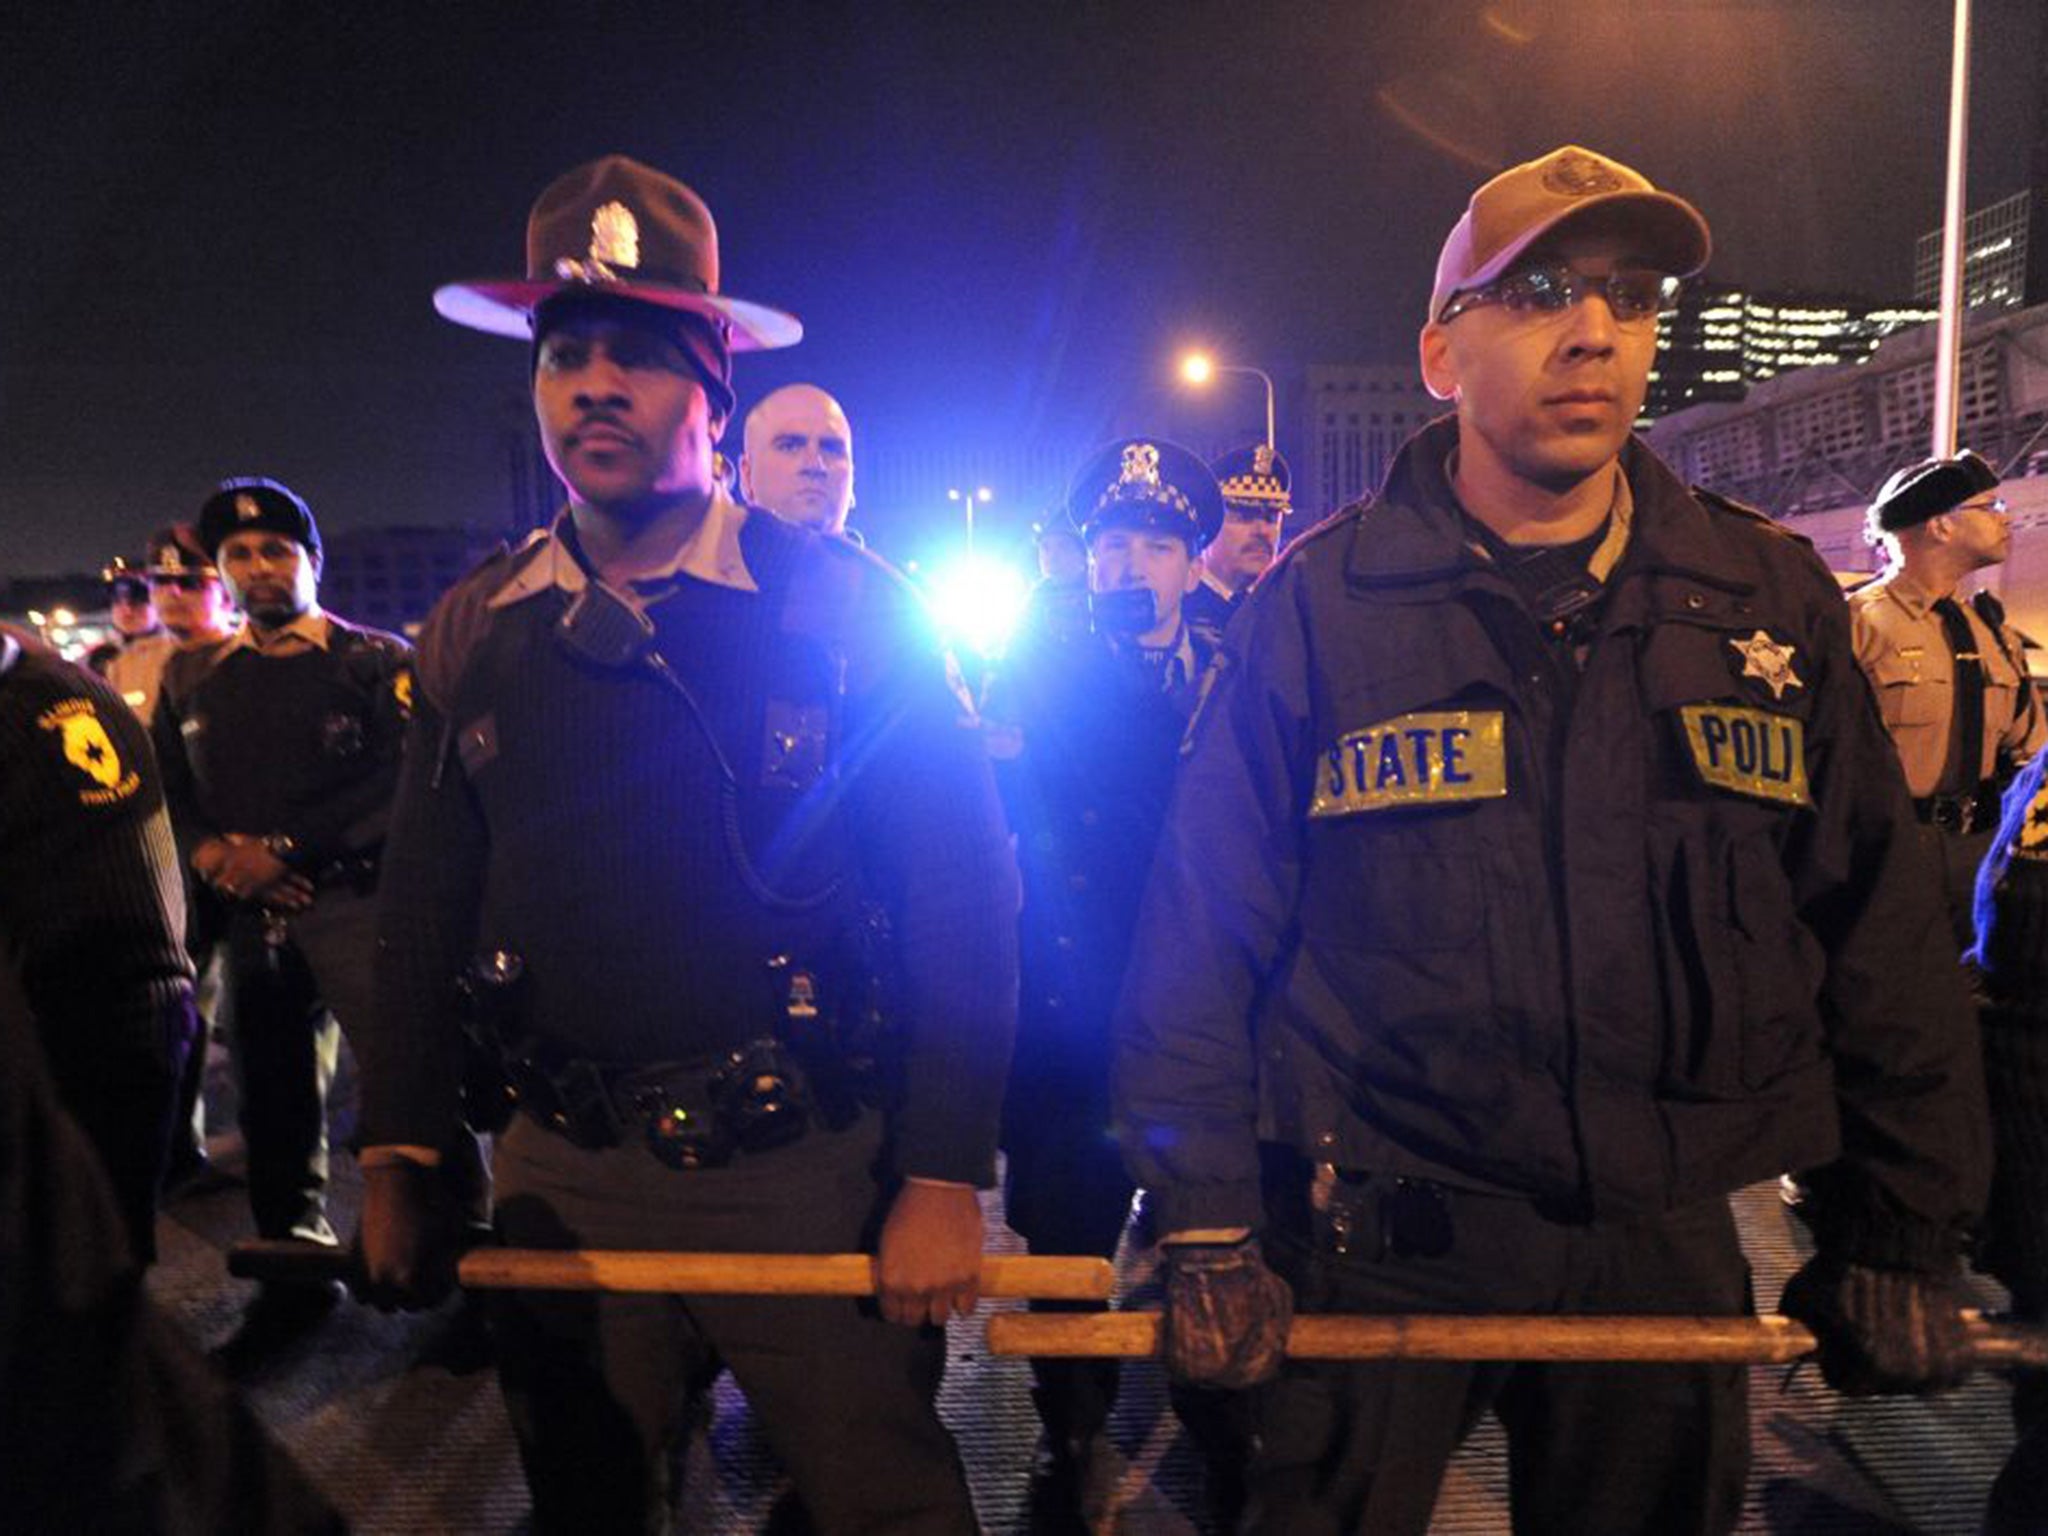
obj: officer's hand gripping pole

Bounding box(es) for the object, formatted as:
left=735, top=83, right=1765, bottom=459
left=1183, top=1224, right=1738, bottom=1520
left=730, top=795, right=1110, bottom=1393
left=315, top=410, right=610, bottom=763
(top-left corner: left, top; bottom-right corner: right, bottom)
left=227, top=1240, right=1113, bottom=1300
left=984, top=1310, right=2048, bottom=1367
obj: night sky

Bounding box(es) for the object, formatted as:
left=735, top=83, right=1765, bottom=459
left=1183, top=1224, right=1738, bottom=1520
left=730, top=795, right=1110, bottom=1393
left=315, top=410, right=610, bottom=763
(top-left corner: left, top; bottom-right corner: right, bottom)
left=4, top=1, right=2042, bottom=575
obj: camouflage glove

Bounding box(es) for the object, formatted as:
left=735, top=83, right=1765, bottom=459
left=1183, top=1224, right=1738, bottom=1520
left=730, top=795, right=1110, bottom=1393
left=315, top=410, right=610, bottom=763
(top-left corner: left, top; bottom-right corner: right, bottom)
left=1779, top=1254, right=1973, bottom=1396
left=1161, top=1236, right=1294, bottom=1389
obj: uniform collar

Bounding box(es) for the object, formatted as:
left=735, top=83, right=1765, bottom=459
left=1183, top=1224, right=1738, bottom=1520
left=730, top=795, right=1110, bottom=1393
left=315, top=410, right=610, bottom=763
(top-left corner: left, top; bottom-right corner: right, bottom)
left=1862, top=567, right=1948, bottom=619
left=1197, top=568, right=1239, bottom=604
left=222, top=606, right=330, bottom=655
left=1355, top=418, right=1754, bottom=598
left=488, top=484, right=758, bottom=612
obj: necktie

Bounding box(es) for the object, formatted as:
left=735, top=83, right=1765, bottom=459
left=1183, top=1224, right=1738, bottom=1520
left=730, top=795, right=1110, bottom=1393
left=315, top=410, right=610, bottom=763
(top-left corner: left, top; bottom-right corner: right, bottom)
left=1933, top=596, right=1985, bottom=794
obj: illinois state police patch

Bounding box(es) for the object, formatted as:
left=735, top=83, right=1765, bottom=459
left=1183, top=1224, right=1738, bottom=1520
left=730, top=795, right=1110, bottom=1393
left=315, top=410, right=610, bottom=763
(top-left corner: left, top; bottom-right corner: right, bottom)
left=1678, top=704, right=1808, bottom=806
left=37, top=697, right=142, bottom=806
left=1311, top=710, right=1507, bottom=818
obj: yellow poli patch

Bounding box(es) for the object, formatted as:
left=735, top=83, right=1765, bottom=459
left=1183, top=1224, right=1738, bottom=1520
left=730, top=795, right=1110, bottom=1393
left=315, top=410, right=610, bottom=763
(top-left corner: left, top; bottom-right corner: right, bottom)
left=1679, top=704, right=1808, bottom=806
left=37, top=698, right=141, bottom=806
left=1310, top=710, right=1507, bottom=818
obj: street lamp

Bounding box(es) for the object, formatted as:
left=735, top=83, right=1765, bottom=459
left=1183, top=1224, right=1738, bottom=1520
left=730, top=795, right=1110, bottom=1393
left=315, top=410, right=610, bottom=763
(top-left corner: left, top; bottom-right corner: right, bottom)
left=1177, top=351, right=1276, bottom=451
left=948, top=485, right=994, bottom=552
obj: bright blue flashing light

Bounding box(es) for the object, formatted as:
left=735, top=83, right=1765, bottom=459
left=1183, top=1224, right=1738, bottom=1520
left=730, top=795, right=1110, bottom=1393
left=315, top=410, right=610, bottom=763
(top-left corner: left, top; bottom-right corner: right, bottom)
left=925, top=552, right=1032, bottom=658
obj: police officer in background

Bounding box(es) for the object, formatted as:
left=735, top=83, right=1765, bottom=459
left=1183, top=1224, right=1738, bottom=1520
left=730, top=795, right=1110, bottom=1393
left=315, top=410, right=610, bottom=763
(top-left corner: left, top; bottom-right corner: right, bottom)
left=106, top=523, right=241, bottom=726
left=1851, top=451, right=2044, bottom=951
left=355, top=155, right=1016, bottom=1534
left=987, top=440, right=1220, bottom=1523
left=153, top=478, right=414, bottom=1350
left=1115, top=145, right=1989, bottom=1534
left=737, top=382, right=858, bottom=537
left=88, top=557, right=164, bottom=674
left=1184, top=443, right=1291, bottom=650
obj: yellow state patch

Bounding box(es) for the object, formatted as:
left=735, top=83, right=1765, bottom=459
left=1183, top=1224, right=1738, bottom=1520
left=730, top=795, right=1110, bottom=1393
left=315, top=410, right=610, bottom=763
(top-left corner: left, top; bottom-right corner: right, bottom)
left=1310, top=710, right=1507, bottom=818
left=36, top=697, right=142, bottom=806
left=1678, top=704, right=1808, bottom=806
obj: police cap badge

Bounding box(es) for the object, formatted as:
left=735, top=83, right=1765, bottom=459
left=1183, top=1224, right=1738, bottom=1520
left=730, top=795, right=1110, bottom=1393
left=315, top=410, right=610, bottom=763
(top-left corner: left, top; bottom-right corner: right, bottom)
left=1068, top=438, right=1226, bottom=552
left=197, top=477, right=322, bottom=561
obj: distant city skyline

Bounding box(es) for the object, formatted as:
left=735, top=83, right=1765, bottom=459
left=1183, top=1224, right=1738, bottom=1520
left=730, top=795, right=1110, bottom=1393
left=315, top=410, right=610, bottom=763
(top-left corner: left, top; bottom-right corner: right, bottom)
left=3, top=2, right=2042, bottom=574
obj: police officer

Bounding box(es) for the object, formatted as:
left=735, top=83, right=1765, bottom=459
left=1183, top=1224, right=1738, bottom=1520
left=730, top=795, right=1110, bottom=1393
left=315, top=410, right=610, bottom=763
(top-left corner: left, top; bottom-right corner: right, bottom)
left=1971, top=751, right=2048, bottom=1527
left=0, top=622, right=196, bottom=1257
left=738, top=382, right=858, bottom=536
left=152, top=478, right=414, bottom=1350
left=987, top=439, right=1221, bottom=1521
left=1184, top=443, right=1291, bottom=650
left=1851, top=451, right=2044, bottom=951
left=1115, top=145, right=1989, bottom=1534
left=354, top=155, right=1017, bottom=1534
left=106, top=523, right=241, bottom=726
left=88, top=557, right=164, bottom=674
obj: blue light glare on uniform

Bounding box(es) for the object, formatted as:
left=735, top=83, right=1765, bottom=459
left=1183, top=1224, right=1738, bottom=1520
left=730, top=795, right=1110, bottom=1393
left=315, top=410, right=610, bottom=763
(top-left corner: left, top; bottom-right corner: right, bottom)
left=925, top=553, right=1031, bottom=658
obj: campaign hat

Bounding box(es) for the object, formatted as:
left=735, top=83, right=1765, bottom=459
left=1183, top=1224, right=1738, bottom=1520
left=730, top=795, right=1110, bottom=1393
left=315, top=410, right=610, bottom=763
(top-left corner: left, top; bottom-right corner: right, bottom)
left=1069, top=438, right=1225, bottom=552
left=1210, top=443, right=1292, bottom=513
left=1871, top=450, right=2000, bottom=533
left=197, top=478, right=322, bottom=561
left=1429, top=145, right=1711, bottom=324
left=435, top=155, right=800, bottom=351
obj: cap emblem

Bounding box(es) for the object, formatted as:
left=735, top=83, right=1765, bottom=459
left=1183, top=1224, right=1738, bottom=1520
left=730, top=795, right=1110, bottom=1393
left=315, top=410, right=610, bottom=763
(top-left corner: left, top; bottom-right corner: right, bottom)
left=1253, top=444, right=1276, bottom=476
left=555, top=200, right=641, bottom=285
left=1541, top=150, right=1626, bottom=198
left=235, top=493, right=261, bottom=522
left=1119, top=443, right=1162, bottom=490
left=161, top=547, right=187, bottom=571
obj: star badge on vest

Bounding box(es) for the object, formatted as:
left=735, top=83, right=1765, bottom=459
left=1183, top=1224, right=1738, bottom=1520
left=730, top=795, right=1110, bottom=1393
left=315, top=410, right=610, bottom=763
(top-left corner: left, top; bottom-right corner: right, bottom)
left=37, top=697, right=141, bottom=806
left=1678, top=704, right=1808, bottom=806
left=1728, top=629, right=1802, bottom=700
left=1311, top=710, right=1508, bottom=818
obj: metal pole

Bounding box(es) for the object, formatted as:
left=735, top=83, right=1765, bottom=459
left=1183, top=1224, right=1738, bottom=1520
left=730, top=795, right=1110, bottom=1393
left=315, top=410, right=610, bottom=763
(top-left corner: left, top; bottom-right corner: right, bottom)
left=1931, top=0, right=1974, bottom=458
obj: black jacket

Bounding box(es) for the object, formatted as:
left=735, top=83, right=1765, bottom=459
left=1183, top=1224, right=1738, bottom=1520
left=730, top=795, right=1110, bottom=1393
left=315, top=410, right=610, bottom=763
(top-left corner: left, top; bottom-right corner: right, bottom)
left=1116, top=421, right=1987, bottom=1272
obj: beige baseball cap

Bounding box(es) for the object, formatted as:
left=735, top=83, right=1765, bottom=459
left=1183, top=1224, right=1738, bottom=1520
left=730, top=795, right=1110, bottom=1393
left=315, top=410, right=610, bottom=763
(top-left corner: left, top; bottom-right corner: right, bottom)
left=1428, top=145, right=1711, bottom=324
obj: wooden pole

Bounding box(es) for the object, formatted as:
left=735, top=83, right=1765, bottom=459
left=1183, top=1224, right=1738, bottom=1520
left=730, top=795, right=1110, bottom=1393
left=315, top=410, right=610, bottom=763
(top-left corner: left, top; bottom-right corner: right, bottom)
left=225, top=1241, right=1115, bottom=1301
left=986, top=1310, right=2048, bottom=1368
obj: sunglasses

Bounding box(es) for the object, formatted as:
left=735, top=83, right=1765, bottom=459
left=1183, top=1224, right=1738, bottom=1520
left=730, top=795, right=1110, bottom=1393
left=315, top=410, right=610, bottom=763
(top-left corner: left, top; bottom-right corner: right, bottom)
left=1438, top=264, right=1682, bottom=326
left=149, top=572, right=216, bottom=592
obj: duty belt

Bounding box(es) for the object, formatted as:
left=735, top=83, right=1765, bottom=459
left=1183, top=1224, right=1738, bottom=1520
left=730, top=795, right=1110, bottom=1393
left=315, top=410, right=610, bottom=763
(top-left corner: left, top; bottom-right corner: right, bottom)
left=1915, top=785, right=1997, bottom=835
left=509, top=1040, right=814, bottom=1170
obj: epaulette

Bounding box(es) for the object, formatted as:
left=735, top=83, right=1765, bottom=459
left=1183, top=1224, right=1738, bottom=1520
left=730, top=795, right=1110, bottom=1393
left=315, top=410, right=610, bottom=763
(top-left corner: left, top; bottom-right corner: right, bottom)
left=1692, top=486, right=1814, bottom=549
left=414, top=534, right=541, bottom=713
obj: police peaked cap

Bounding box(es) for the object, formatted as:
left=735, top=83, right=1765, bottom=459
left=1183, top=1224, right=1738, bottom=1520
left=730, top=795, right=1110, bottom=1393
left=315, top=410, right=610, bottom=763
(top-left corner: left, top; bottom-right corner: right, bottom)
left=197, top=477, right=322, bottom=561
left=1210, top=443, right=1293, bottom=511
left=1068, top=438, right=1225, bottom=552
left=144, top=523, right=214, bottom=577
left=1871, top=450, right=1999, bottom=533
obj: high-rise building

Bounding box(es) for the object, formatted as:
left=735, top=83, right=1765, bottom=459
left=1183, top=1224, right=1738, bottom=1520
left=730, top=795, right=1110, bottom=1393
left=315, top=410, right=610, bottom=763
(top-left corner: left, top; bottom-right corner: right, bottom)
left=319, top=524, right=511, bottom=636
left=1643, top=284, right=1936, bottom=421
left=1915, top=189, right=2034, bottom=312
left=1303, top=364, right=1440, bottom=516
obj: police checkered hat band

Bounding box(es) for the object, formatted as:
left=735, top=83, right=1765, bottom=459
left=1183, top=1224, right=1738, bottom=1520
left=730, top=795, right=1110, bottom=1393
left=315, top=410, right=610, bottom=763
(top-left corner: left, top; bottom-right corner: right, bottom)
left=1211, top=443, right=1292, bottom=509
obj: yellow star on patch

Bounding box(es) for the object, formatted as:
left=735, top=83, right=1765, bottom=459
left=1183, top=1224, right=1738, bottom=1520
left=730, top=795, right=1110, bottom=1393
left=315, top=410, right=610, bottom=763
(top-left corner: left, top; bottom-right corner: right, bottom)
left=1729, top=629, right=1803, bottom=700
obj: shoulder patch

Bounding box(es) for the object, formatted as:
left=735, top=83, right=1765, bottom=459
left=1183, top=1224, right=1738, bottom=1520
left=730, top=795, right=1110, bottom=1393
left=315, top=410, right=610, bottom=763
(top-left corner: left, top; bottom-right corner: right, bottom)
left=37, top=696, right=142, bottom=806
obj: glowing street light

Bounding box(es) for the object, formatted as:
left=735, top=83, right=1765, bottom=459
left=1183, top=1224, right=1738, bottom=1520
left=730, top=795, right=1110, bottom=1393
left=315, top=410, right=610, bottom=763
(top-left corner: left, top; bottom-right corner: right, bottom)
left=948, top=485, right=994, bottom=552
left=1176, top=351, right=1276, bottom=451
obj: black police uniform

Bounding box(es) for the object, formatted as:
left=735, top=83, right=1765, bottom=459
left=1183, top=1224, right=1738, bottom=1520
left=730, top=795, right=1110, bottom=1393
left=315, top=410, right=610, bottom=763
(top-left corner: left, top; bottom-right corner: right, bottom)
left=0, top=626, right=196, bottom=1257
left=987, top=439, right=1225, bottom=1509
left=1971, top=750, right=2048, bottom=1523
left=357, top=501, right=1016, bottom=1534
left=152, top=607, right=411, bottom=1244
left=1116, top=419, right=1988, bottom=1533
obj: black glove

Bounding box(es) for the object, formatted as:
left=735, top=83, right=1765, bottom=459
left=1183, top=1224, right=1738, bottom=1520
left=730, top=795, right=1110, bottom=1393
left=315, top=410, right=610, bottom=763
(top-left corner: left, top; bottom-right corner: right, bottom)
left=1779, top=1254, right=1973, bottom=1396
left=1161, top=1237, right=1294, bottom=1389
left=357, top=1159, right=464, bottom=1311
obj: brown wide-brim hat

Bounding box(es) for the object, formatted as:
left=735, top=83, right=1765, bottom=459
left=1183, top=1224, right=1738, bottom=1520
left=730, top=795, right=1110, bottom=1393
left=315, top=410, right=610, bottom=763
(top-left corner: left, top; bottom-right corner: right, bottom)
left=435, top=155, right=802, bottom=351
left=1428, top=145, right=1711, bottom=325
